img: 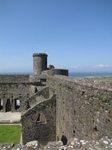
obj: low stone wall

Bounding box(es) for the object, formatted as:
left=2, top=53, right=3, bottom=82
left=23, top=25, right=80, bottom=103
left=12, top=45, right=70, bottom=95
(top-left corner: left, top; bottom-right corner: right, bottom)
left=29, top=75, right=46, bottom=84
left=28, top=86, right=49, bottom=108
left=0, top=75, right=30, bottom=83
left=42, top=69, right=68, bottom=76
left=45, top=75, right=112, bottom=143
left=1, top=137, right=112, bottom=150
left=21, top=94, right=56, bottom=147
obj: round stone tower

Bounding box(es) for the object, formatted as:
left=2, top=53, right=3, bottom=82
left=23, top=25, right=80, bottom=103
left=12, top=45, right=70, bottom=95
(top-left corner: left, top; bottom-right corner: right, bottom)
left=33, top=53, right=48, bottom=75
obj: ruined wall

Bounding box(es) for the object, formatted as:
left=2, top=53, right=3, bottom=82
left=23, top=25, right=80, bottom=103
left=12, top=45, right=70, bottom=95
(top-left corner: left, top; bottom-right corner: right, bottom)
left=46, top=75, right=112, bottom=143
left=1, top=73, right=112, bottom=145
left=21, top=94, right=56, bottom=147
left=28, top=86, right=49, bottom=108
left=0, top=75, right=42, bottom=112
left=42, top=69, right=68, bottom=76
left=0, top=75, right=30, bottom=83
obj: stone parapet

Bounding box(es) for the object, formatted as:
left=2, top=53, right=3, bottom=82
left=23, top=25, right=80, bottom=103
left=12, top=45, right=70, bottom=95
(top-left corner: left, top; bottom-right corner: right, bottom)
left=42, top=69, right=68, bottom=76
left=0, top=75, right=30, bottom=83
left=45, top=75, right=112, bottom=142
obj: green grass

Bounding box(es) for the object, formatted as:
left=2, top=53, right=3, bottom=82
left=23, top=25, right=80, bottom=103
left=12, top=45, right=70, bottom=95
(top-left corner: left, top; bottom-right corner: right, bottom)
left=0, top=125, right=21, bottom=145
left=89, top=76, right=112, bottom=82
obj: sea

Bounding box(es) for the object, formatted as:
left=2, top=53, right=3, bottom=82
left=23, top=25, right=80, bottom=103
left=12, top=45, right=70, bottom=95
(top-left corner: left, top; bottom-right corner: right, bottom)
left=1, top=72, right=112, bottom=78
left=69, top=72, right=112, bottom=78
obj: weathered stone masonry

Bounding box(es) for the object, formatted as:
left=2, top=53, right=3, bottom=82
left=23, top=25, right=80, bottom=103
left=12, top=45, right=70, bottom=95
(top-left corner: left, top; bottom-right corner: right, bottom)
left=0, top=75, right=46, bottom=112
left=21, top=94, right=56, bottom=147
left=45, top=75, right=112, bottom=143
left=0, top=53, right=112, bottom=147
left=21, top=73, right=112, bottom=146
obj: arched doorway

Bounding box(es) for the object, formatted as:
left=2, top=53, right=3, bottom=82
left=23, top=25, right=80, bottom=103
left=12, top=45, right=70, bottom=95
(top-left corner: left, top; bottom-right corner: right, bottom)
left=6, top=99, right=11, bottom=112
left=15, top=99, right=20, bottom=110
left=0, top=98, right=3, bottom=111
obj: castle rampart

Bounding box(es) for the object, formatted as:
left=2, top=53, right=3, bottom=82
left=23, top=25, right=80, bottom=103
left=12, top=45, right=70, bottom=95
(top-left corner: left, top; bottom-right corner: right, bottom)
left=42, top=69, right=68, bottom=76
left=45, top=75, right=112, bottom=143
left=0, top=53, right=112, bottom=148
left=0, top=75, right=30, bottom=83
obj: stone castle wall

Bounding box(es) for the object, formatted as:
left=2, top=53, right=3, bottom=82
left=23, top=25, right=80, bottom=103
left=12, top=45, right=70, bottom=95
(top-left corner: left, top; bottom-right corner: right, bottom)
left=42, top=69, right=68, bottom=76
left=21, top=94, right=56, bottom=147
left=0, top=75, right=30, bottom=83
left=0, top=52, right=112, bottom=147
left=27, top=86, right=49, bottom=108
left=0, top=75, right=42, bottom=112
left=45, top=75, right=112, bottom=143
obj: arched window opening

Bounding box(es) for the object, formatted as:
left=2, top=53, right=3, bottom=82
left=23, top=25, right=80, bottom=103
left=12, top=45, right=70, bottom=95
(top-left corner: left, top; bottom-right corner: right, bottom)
left=37, top=114, right=40, bottom=121
left=0, top=98, right=3, bottom=111
left=15, top=99, right=20, bottom=110
left=36, top=113, right=46, bottom=123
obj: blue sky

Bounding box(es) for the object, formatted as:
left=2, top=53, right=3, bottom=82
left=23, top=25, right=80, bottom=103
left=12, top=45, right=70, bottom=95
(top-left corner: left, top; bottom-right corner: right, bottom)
left=0, top=0, right=112, bottom=73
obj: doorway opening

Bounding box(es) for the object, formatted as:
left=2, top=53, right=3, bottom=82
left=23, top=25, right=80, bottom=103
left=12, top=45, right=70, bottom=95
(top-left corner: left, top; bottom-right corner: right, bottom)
left=6, top=99, right=11, bottom=112
left=15, top=99, right=20, bottom=110
left=0, top=98, right=3, bottom=111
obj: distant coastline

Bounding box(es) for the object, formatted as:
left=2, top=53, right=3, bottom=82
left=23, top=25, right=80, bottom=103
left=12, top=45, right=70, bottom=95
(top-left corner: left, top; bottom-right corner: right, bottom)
left=0, top=71, right=112, bottom=78
left=69, top=72, right=112, bottom=77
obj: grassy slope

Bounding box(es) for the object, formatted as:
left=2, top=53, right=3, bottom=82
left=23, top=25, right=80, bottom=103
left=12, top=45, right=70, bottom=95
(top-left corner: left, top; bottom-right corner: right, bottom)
left=90, top=76, right=112, bottom=82
left=0, top=125, right=21, bottom=145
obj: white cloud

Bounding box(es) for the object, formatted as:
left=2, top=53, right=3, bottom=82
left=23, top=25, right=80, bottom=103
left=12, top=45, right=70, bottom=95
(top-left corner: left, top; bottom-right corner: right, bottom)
left=95, top=64, right=112, bottom=68
left=70, top=66, right=79, bottom=69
